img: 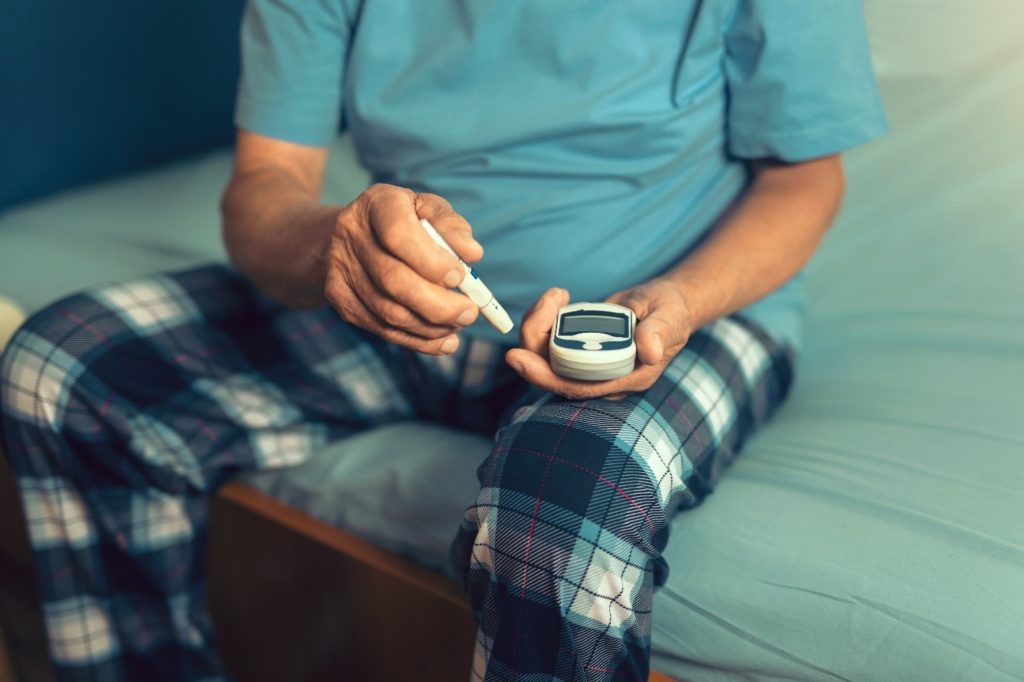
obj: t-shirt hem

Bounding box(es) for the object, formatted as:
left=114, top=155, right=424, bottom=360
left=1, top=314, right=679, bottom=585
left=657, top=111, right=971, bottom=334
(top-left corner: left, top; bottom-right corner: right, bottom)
left=729, top=117, right=889, bottom=162
left=233, top=99, right=340, bottom=149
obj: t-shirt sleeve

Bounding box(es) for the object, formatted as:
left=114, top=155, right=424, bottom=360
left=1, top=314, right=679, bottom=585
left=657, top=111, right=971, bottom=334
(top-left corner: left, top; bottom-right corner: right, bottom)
left=234, top=0, right=350, bottom=147
left=723, top=0, right=888, bottom=161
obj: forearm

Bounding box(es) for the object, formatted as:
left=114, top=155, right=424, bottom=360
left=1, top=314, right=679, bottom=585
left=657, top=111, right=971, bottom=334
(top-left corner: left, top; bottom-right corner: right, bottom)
left=220, top=166, right=342, bottom=308
left=665, top=155, right=846, bottom=330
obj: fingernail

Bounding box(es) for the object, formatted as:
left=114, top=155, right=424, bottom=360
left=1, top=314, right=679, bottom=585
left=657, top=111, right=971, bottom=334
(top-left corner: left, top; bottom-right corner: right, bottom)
left=444, top=268, right=464, bottom=288
left=509, top=361, right=524, bottom=374
left=456, top=309, right=475, bottom=326
left=441, top=336, right=458, bottom=354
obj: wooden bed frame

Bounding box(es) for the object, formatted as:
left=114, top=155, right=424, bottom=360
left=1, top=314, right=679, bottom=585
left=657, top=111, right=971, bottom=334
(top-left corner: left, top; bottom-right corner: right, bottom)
left=0, top=444, right=677, bottom=681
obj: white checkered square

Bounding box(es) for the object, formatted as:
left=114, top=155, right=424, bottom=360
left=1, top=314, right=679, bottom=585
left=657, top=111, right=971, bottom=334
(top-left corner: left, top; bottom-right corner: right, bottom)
left=567, top=543, right=643, bottom=630
left=466, top=487, right=498, bottom=573
left=93, top=278, right=199, bottom=333
left=709, top=317, right=770, bottom=388
left=666, top=353, right=735, bottom=446
left=168, top=593, right=204, bottom=648
left=45, top=596, right=118, bottom=664
left=2, top=330, right=84, bottom=429
left=630, top=416, right=686, bottom=507
left=313, top=348, right=410, bottom=418
left=194, top=374, right=301, bottom=429
left=21, top=477, right=96, bottom=550
left=250, top=427, right=323, bottom=468
left=470, top=627, right=494, bottom=682
left=127, top=413, right=205, bottom=489
left=129, top=492, right=192, bottom=552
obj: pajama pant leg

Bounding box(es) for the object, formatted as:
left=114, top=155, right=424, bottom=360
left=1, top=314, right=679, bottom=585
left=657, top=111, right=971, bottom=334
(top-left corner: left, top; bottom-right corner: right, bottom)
left=0, top=265, right=419, bottom=681
left=450, top=316, right=795, bottom=682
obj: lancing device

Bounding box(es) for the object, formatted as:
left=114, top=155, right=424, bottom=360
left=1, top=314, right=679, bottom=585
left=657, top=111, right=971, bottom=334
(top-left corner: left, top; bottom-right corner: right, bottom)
left=419, top=218, right=514, bottom=335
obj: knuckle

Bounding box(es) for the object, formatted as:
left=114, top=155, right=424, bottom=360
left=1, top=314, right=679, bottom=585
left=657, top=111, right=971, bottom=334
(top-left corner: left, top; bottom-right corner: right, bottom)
left=377, top=326, right=409, bottom=348
left=377, top=221, right=405, bottom=253
left=378, top=300, right=413, bottom=328
left=323, top=275, right=347, bottom=306
left=337, top=196, right=369, bottom=228
left=335, top=300, right=362, bottom=327
left=365, top=182, right=398, bottom=200
left=425, top=338, right=450, bottom=356
left=417, top=192, right=451, bottom=210
left=372, top=256, right=402, bottom=286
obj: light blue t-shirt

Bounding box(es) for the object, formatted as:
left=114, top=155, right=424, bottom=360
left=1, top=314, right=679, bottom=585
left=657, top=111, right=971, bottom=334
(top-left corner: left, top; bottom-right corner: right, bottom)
left=235, top=0, right=887, bottom=350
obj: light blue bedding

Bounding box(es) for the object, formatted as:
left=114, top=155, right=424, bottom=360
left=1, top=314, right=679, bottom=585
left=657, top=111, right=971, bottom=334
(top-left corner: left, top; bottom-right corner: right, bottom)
left=1, top=11, right=1022, bottom=681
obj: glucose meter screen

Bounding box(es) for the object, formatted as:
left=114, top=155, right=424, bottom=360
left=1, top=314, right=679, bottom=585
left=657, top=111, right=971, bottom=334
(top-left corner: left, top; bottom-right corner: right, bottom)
left=562, top=315, right=627, bottom=337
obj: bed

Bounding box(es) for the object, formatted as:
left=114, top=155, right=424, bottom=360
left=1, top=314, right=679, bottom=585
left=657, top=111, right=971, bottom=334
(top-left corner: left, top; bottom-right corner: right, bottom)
left=1, top=3, right=1022, bottom=680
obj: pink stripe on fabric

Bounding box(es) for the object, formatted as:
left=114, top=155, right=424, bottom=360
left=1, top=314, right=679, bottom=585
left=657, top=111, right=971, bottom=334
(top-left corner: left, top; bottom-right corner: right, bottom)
left=55, top=309, right=113, bottom=348
left=496, top=446, right=656, bottom=534
left=98, top=393, right=113, bottom=417
left=173, top=344, right=228, bottom=367
left=666, top=394, right=703, bottom=455
left=510, top=402, right=588, bottom=682
left=285, top=319, right=335, bottom=343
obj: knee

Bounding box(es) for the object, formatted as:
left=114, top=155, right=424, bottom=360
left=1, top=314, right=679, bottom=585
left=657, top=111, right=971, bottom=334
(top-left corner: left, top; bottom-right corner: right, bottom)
left=1, top=292, right=110, bottom=433
left=493, top=396, right=687, bottom=503
left=475, top=396, right=682, bottom=551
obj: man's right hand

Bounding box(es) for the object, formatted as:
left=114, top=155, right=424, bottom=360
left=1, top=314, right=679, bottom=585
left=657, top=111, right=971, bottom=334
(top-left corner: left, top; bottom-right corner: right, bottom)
left=324, top=183, right=484, bottom=356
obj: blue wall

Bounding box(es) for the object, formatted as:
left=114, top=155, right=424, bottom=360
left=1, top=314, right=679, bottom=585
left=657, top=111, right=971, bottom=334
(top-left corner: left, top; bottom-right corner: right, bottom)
left=1, top=1, right=246, bottom=212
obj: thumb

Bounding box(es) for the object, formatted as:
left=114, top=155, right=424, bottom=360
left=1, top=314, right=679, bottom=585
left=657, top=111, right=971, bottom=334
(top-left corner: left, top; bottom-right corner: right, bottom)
left=635, top=312, right=675, bottom=365
left=608, top=288, right=665, bottom=366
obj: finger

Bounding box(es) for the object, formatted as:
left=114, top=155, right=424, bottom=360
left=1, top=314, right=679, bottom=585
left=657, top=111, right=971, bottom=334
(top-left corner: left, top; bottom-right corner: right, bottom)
left=356, top=245, right=478, bottom=328
left=519, top=288, right=569, bottom=356
left=506, top=348, right=657, bottom=400
left=331, top=255, right=460, bottom=339
left=328, top=272, right=461, bottom=355
left=377, top=320, right=461, bottom=356
left=365, top=186, right=466, bottom=287
left=360, top=286, right=461, bottom=340
left=605, top=288, right=653, bottom=319
left=506, top=348, right=612, bottom=400
left=415, top=193, right=484, bottom=264
left=603, top=290, right=627, bottom=306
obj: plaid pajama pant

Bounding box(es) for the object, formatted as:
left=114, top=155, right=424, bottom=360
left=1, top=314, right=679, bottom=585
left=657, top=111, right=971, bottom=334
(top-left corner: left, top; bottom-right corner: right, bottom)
left=1, top=264, right=794, bottom=682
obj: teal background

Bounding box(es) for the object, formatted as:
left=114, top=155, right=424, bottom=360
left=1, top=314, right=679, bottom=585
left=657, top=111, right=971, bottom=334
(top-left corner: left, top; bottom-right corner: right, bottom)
left=0, top=1, right=245, bottom=211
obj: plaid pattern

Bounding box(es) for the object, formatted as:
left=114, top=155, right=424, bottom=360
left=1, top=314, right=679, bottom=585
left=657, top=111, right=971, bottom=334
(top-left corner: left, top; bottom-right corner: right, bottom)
left=1, top=264, right=793, bottom=681
left=449, top=320, right=793, bottom=681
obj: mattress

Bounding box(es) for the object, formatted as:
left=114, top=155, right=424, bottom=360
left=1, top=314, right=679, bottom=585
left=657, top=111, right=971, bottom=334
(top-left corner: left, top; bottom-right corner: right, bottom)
left=1, top=4, right=1022, bottom=679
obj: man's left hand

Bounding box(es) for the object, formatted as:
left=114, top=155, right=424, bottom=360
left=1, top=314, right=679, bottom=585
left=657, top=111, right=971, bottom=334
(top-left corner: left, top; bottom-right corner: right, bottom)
left=505, top=278, right=695, bottom=400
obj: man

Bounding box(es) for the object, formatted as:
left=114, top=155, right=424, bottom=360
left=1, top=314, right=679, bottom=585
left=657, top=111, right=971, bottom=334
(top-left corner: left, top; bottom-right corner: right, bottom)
left=1, top=1, right=886, bottom=680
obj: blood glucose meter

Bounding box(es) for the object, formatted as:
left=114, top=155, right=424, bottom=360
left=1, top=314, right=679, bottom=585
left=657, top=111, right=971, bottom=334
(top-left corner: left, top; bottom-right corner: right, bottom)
left=549, top=303, right=637, bottom=381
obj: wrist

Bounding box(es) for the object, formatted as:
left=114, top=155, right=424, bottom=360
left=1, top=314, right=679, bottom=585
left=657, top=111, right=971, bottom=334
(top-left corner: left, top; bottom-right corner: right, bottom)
left=293, top=203, right=346, bottom=307
left=226, top=200, right=343, bottom=309
left=659, top=269, right=728, bottom=334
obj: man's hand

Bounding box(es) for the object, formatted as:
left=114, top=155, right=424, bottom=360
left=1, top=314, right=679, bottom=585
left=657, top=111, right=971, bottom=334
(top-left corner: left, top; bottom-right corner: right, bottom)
left=324, top=183, right=484, bottom=355
left=505, top=279, right=695, bottom=400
